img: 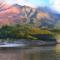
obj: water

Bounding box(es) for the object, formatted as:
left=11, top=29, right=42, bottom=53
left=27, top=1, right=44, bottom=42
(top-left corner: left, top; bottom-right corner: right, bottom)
left=20, top=44, right=60, bottom=60
left=56, top=44, right=60, bottom=60
left=0, top=44, right=60, bottom=60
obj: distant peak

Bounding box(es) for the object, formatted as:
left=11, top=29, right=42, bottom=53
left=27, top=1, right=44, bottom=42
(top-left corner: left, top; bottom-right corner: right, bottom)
left=12, top=4, right=36, bottom=9
left=13, top=4, right=21, bottom=6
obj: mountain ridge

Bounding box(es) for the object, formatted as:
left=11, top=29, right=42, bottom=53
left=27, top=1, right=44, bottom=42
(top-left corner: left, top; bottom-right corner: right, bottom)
left=0, top=4, right=60, bottom=29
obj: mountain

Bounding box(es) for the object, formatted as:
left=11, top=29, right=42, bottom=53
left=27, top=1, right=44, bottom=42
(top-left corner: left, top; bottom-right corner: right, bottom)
left=36, top=7, right=60, bottom=29
left=0, top=4, right=60, bottom=29
left=0, top=4, right=37, bottom=25
left=0, top=4, right=23, bottom=25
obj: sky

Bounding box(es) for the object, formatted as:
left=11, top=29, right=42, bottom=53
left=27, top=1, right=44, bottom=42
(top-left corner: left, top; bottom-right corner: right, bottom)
left=3, top=0, right=50, bottom=7
left=1, top=0, right=60, bottom=13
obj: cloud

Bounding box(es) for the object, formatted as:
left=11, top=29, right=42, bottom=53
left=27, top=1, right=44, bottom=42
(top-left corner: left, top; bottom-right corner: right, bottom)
left=16, top=0, right=36, bottom=8
left=4, top=0, right=16, bottom=5
left=4, top=0, right=60, bottom=13
left=4, top=0, right=36, bottom=8
left=50, top=0, right=60, bottom=13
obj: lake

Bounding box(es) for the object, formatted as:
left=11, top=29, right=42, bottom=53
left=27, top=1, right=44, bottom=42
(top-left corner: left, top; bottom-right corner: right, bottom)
left=20, top=44, right=59, bottom=60
left=0, top=44, right=60, bottom=60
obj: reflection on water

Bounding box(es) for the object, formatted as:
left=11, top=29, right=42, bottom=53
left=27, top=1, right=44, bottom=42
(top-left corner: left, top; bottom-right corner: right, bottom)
left=22, top=46, right=55, bottom=60
left=56, top=44, right=60, bottom=60
left=1, top=44, right=60, bottom=60
left=20, top=45, right=60, bottom=60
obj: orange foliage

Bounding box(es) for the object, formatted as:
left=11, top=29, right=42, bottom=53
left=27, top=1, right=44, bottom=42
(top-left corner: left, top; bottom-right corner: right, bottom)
left=31, top=28, right=51, bottom=34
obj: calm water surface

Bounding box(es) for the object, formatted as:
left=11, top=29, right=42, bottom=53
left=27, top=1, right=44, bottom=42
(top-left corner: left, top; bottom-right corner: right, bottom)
left=0, top=44, right=60, bottom=60
left=21, top=44, right=60, bottom=60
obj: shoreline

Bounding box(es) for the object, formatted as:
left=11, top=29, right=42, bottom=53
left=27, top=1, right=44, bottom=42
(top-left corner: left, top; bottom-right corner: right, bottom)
left=0, top=40, right=57, bottom=47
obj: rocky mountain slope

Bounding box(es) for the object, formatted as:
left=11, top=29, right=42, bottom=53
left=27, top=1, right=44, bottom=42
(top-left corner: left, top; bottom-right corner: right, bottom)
left=0, top=4, right=60, bottom=29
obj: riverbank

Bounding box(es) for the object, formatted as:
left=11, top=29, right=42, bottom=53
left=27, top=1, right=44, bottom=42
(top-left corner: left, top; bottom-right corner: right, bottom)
left=31, top=40, right=56, bottom=46
left=0, top=39, right=57, bottom=47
